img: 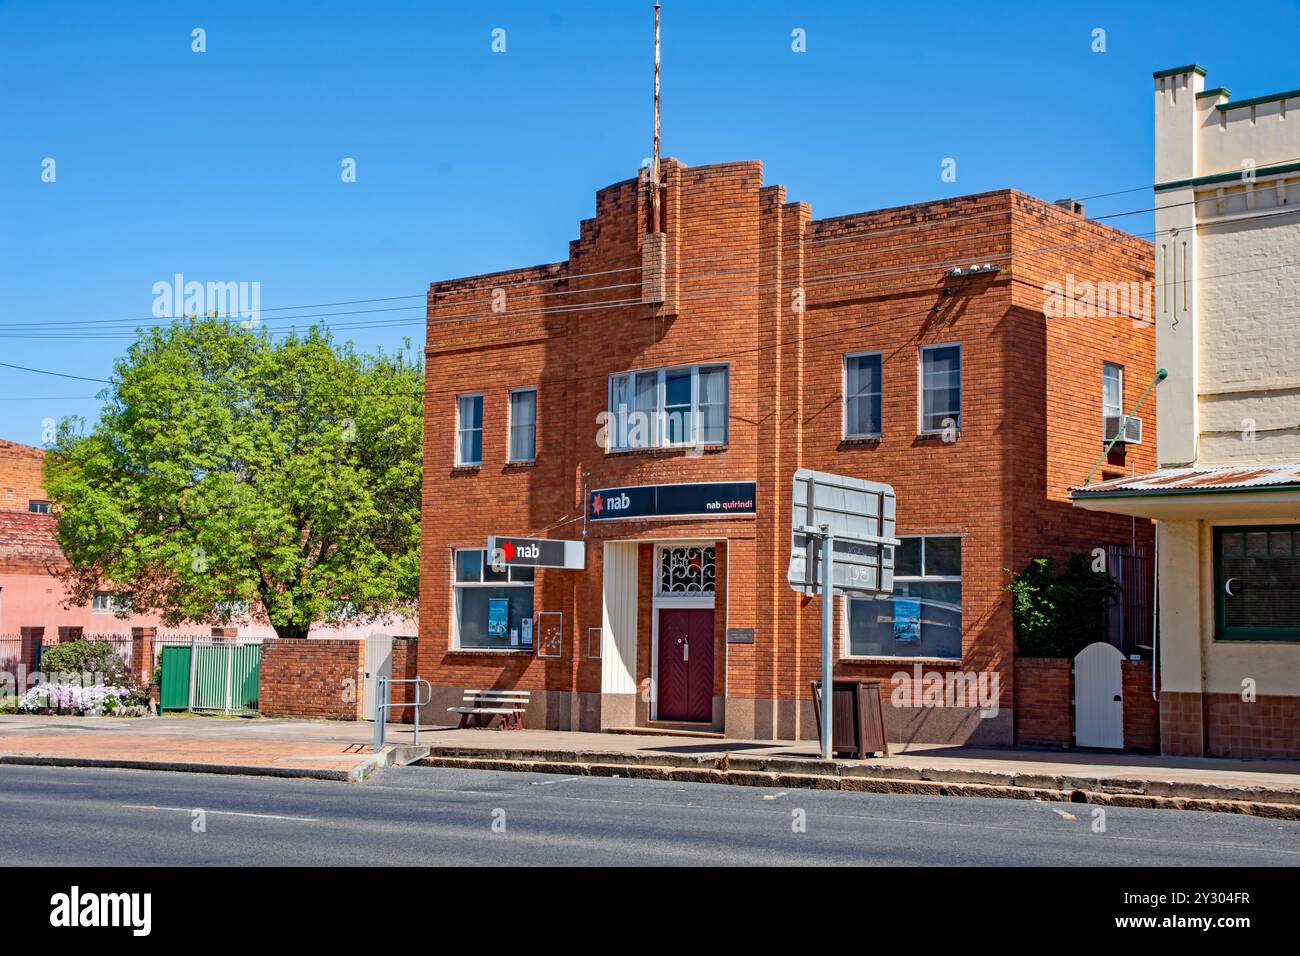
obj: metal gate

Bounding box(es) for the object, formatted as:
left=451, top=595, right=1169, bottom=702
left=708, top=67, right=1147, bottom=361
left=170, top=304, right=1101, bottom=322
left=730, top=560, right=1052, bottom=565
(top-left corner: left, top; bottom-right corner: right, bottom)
left=1074, top=641, right=1124, bottom=749
left=362, top=633, right=393, bottom=721
left=159, top=637, right=261, bottom=715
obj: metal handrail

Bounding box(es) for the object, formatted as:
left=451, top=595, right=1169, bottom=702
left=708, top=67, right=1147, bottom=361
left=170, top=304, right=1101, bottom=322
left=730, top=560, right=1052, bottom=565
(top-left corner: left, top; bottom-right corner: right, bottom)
left=372, top=676, right=433, bottom=751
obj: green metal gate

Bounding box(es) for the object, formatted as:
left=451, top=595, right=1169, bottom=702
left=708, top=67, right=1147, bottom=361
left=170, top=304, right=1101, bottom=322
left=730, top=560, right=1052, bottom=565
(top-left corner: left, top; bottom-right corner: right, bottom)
left=159, top=645, right=191, bottom=711
left=159, top=640, right=261, bottom=714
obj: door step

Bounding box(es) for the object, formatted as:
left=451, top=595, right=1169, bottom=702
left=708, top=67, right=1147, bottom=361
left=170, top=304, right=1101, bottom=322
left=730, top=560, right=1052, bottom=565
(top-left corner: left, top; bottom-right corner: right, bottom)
left=607, top=724, right=724, bottom=739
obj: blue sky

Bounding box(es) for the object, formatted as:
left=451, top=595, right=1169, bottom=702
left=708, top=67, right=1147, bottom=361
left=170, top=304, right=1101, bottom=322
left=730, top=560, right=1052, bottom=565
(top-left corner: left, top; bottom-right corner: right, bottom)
left=2, top=0, right=1298, bottom=446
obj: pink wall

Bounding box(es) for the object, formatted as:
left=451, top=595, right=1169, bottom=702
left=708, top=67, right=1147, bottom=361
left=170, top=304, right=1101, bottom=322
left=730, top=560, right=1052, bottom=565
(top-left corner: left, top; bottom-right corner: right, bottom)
left=0, top=569, right=415, bottom=639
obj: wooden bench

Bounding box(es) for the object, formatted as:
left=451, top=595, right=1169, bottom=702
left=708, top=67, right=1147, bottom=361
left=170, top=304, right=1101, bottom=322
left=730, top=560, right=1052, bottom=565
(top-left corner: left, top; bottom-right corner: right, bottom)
left=448, top=689, right=531, bottom=730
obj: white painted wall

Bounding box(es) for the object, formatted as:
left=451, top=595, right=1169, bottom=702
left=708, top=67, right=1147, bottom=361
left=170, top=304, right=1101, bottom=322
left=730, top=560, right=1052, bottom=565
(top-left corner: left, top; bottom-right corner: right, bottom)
left=1153, top=67, right=1300, bottom=469
left=600, top=541, right=638, bottom=695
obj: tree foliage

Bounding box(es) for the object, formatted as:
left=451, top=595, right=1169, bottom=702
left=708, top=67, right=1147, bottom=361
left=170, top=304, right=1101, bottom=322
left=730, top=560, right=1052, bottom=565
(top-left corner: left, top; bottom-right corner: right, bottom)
left=1005, top=554, right=1120, bottom=658
left=45, top=317, right=422, bottom=638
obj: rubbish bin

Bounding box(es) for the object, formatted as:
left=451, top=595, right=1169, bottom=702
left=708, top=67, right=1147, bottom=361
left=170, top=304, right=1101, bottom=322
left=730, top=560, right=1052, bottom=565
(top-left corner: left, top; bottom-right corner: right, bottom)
left=811, top=678, right=890, bottom=758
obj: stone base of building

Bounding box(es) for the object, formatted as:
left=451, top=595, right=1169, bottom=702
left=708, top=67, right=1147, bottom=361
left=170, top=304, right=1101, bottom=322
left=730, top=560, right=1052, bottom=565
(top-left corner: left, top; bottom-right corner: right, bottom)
left=1160, top=691, right=1300, bottom=758
left=427, top=685, right=1012, bottom=746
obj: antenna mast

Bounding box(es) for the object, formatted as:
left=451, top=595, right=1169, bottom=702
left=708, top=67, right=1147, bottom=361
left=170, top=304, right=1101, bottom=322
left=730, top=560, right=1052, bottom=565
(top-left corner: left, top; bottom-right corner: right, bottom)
left=650, top=2, right=662, bottom=234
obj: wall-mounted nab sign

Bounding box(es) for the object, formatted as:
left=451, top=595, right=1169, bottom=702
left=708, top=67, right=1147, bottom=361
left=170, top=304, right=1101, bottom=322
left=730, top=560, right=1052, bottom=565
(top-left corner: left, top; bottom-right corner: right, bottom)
left=487, top=536, right=586, bottom=570
left=588, top=481, right=757, bottom=521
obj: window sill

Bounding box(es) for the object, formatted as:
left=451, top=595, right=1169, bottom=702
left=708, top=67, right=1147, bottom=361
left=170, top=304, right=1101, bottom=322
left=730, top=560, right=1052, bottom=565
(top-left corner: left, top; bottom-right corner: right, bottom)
left=840, top=655, right=965, bottom=665
left=840, top=435, right=882, bottom=447
left=914, top=431, right=960, bottom=442
left=504, top=460, right=536, bottom=469
left=451, top=464, right=481, bottom=474
left=446, top=648, right=536, bottom=657
left=1213, top=635, right=1300, bottom=644
left=605, top=444, right=729, bottom=459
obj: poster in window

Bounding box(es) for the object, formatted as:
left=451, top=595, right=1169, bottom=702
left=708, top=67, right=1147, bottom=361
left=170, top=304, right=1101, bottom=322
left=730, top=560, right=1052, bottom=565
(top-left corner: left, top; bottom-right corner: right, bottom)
left=487, top=598, right=509, bottom=640
left=893, top=597, right=921, bottom=644
left=536, top=611, right=563, bottom=659
left=521, top=617, right=533, bottom=645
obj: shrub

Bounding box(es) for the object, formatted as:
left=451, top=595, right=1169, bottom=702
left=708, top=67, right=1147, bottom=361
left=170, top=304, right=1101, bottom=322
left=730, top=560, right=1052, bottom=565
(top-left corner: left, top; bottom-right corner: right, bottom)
left=1006, top=554, right=1119, bottom=658
left=39, top=639, right=133, bottom=688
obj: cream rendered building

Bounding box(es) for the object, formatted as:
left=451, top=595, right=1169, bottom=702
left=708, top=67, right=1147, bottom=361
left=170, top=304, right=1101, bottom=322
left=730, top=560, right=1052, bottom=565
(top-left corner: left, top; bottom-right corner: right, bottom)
left=1073, top=65, right=1300, bottom=757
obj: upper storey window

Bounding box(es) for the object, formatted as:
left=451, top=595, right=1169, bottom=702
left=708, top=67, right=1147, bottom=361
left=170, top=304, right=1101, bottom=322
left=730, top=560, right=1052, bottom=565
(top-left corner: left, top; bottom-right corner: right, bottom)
left=607, top=364, right=728, bottom=451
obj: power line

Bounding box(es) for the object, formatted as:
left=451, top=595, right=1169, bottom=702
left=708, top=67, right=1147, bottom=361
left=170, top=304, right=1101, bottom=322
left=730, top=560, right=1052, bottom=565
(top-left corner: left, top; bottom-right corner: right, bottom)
left=6, top=163, right=1287, bottom=335
left=0, top=361, right=110, bottom=383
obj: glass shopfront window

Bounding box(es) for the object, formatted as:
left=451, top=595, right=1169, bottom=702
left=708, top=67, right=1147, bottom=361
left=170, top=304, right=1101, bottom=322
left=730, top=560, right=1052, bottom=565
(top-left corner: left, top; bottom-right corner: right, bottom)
left=846, top=535, right=962, bottom=659
left=453, top=548, right=535, bottom=650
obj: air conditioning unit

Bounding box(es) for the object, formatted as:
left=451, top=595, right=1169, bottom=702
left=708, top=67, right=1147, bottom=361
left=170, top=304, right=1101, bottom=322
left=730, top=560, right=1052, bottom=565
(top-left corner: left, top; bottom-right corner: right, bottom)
left=1104, top=415, right=1142, bottom=444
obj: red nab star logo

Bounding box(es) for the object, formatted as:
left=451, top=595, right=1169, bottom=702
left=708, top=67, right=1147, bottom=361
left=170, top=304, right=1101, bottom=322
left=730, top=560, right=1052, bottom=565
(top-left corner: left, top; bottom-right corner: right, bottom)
left=592, top=493, right=604, bottom=516
left=502, top=540, right=516, bottom=562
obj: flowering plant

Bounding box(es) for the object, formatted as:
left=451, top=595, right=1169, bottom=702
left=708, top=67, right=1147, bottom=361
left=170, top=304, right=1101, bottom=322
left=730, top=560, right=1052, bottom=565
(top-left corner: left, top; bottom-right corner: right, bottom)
left=18, top=682, right=145, bottom=716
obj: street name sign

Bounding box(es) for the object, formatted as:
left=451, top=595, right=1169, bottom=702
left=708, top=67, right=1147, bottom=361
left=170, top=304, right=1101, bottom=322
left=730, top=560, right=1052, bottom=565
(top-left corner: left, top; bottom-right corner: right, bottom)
left=787, top=469, right=899, bottom=597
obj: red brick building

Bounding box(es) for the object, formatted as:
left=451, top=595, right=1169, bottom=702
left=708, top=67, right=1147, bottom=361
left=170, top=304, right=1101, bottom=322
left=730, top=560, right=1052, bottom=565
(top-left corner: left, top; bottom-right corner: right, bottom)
left=420, top=159, right=1155, bottom=745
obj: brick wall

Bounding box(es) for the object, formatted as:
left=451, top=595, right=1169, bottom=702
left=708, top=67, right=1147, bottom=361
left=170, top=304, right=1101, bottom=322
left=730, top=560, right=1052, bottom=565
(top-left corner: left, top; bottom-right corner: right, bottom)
left=1015, top=657, right=1158, bottom=751
left=1161, top=690, right=1300, bottom=758
left=388, top=637, right=418, bottom=724
left=1121, top=660, right=1160, bottom=752
left=259, top=638, right=365, bottom=720
left=0, top=440, right=46, bottom=514
left=1015, top=657, right=1073, bottom=747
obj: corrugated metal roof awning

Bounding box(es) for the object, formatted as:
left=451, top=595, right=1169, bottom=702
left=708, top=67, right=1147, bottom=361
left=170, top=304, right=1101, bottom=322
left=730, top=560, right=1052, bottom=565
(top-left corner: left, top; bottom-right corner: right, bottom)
left=1070, top=463, right=1300, bottom=499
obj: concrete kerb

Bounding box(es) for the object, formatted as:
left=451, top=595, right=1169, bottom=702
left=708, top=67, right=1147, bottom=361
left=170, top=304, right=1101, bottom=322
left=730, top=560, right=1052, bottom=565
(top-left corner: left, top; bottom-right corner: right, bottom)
left=0, top=743, right=436, bottom=783
left=415, top=746, right=1300, bottom=818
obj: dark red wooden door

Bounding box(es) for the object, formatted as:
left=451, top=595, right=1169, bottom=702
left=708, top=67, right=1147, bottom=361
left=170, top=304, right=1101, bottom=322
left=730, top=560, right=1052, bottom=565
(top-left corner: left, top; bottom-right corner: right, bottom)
left=656, top=607, right=715, bottom=722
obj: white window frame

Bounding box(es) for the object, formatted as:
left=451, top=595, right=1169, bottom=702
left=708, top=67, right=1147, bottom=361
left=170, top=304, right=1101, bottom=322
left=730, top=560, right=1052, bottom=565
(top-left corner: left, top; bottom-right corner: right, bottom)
left=450, top=547, right=535, bottom=650
left=919, top=343, right=962, bottom=435
left=455, top=393, right=483, bottom=467
left=606, top=363, right=729, bottom=452
left=1102, top=362, right=1124, bottom=433
left=27, top=499, right=49, bottom=515
left=507, top=387, right=537, bottom=463
left=92, top=591, right=130, bottom=614
left=843, top=350, right=883, bottom=439
left=841, top=534, right=963, bottom=660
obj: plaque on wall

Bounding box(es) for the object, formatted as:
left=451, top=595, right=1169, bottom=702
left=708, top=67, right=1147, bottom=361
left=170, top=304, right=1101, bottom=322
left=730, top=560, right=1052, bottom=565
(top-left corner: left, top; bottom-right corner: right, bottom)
left=726, top=627, right=755, bottom=645
left=587, top=627, right=602, bottom=659
left=536, top=611, right=564, bottom=659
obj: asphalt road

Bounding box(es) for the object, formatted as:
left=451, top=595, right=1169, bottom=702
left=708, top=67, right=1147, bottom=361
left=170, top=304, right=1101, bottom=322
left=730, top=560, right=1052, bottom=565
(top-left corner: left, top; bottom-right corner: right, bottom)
left=1, top=764, right=1296, bottom=866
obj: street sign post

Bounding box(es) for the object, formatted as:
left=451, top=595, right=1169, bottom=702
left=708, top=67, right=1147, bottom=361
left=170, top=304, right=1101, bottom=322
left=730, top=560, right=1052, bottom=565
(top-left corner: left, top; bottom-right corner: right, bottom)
left=487, top=536, right=586, bottom=572
left=786, top=469, right=899, bottom=760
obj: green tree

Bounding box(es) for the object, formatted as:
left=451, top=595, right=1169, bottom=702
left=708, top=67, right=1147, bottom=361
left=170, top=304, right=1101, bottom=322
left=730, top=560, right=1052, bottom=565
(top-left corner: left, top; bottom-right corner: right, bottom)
left=45, top=317, right=422, bottom=638
left=1005, top=554, right=1120, bottom=658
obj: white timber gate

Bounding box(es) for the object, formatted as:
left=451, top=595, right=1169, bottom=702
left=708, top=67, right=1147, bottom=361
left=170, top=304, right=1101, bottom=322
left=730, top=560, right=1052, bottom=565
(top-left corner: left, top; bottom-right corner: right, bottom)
left=362, top=633, right=393, bottom=721
left=1074, top=641, right=1124, bottom=749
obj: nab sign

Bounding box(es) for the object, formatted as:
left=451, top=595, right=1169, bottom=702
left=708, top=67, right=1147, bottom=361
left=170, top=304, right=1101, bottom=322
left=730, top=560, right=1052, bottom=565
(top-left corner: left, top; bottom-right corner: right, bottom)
left=487, top=536, right=586, bottom=570
left=588, top=481, right=757, bottom=522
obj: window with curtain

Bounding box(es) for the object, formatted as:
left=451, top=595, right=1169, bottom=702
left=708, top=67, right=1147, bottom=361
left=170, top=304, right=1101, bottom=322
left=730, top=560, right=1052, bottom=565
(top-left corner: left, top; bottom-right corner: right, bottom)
left=456, top=394, right=483, bottom=466
left=607, top=364, right=729, bottom=450
left=509, top=388, right=536, bottom=462
left=920, top=345, right=961, bottom=433
left=844, top=352, right=882, bottom=437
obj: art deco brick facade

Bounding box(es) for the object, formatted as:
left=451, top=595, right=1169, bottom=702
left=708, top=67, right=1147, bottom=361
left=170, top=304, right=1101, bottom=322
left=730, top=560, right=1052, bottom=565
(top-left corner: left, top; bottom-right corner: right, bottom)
left=420, top=159, right=1156, bottom=745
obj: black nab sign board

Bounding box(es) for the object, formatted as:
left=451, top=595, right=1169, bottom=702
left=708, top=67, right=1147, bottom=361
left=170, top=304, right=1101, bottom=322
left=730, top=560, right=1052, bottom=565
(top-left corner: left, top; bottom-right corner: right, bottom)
left=588, top=481, right=757, bottom=522
left=487, top=536, right=586, bottom=570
